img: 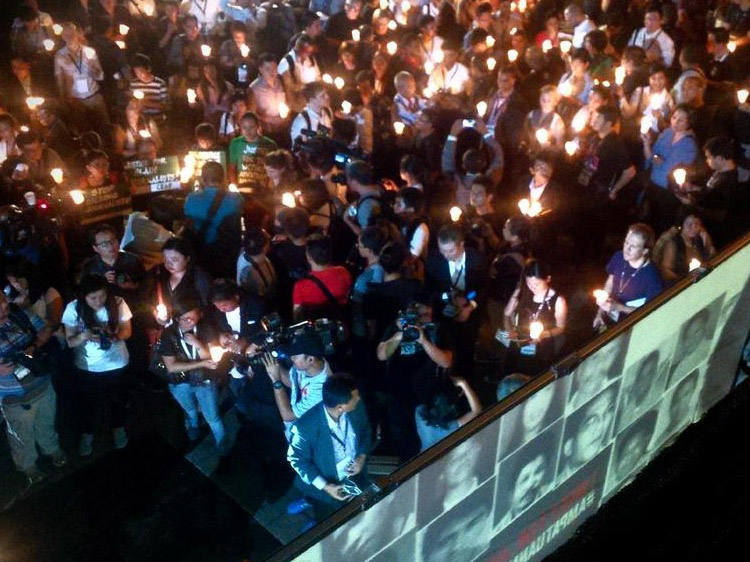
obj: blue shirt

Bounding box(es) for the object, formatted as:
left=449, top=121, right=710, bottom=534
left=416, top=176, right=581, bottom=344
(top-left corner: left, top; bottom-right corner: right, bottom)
left=606, top=251, right=663, bottom=313
left=415, top=405, right=460, bottom=451
left=649, top=128, right=698, bottom=189
left=184, top=187, right=244, bottom=245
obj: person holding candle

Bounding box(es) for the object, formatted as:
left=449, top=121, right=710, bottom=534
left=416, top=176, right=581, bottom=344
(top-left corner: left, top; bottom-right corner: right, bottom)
left=279, top=34, right=322, bottom=113
left=561, top=3, right=596, bottom=50
left=113, top=98, right=163, bottom=160
left=593, top=223, right=663, bottom=330
left=643, top=104, right=698, bottom=233
left=392, top=71, right=427, bottom=128
left=501, top=258, right=567, bottom=377
left=248, top=53, right=289, bottom=142
left=63, top=274, right=133, bottom=456
left=154, top=293, right=227, bottom=451
left=557, top=48, right=593, bottom=105
left=427, top=39, right=470, bottom=96
left=524, top=85, right=566, bottom=151
left=289, top=82, right=333, bottom=146
left=652, top=207, right=716, bottom=285
left=128, top=54, right=170, bottom=125
left=619, top=63, right=674, bottom=135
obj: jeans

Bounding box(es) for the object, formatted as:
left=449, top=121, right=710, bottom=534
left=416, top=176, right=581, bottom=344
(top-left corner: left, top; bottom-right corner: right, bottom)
left=1, top=382, right=61, bottom=472
left=169, top=382, right=226, bottom=449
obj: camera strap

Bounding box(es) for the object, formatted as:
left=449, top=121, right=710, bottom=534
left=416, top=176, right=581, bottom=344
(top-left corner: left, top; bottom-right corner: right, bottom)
left=304, top=274, right=343, bottom=319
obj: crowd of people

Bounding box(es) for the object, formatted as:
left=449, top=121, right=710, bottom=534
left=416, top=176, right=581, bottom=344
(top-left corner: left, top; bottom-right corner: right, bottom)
left=1, top=0, right=749, bottom=526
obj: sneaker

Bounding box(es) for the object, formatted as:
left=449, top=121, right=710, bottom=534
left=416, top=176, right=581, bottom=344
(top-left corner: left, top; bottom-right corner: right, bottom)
left=24, top=466, right=45, bottom=485
left=79, top=433, right=94, bottom=457
left=287, top=498, right=313, bottom=515
left=50, top=450, right=68, bottom=467
left=112, top=427, right=128, bottom=449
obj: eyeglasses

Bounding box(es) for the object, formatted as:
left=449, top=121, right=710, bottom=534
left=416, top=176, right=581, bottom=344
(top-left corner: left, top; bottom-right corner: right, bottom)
left=94, top=239, right=116, bottom=248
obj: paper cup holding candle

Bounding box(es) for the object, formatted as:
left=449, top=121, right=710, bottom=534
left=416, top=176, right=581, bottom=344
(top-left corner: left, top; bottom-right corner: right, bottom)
left=70, top=190, right=85, bottom=205
left=507, top=49, right=518, bottom=63
left=43, top=39, right=55, bottom=52
left=728, top=41, right=737, bottom=53
left=689, top=258, right=702, bottom=272
left=542, top=39, right=552, bottom=53
left=26, top=97, right=45, bottom=110
left=486, top=35, right=496, bottom=48
left=564, top=140, right=579, bottom=156
left=278, top=101, right=290, bottom=119
left=341, top=100, right=352, bottom=114
left=387, top=41, right=398, bottom=55
left=201, top=44, right=212, bottom=58
left=476, top=101, right=487, bottom=117
left=560, top=40, right=571, bottom=54
left=673, top=168, right=687, bottom=187
left=449, top=206, right=462, bottom=222
left=352, top=29, right=360, bottom=41
left=228, top=183, right=239, bottom=193
left=559, top=81, right=573, bottom=98
left=434, top=50, right=444, bottom=63
left=83, top=46, right=96, bottom=60
left=535, top=128, right=550, bottom=145
left=529, top=321, right=544, bottom=341
left=738, top=89, right=749, bottom=104
left=209, top=346, right=225, bottom=363
left=52, top=23, right=63, bottom=35
left=281, top=192, right=297, bottom=208
left=527, top=200, right=542, bottom=217
left=517, top=198, right=530, bottom=215
left=640, top=116, right=651, bottom=135
left=334, top=77, right=345, bottom=90
left=115, top=40, right=126, bottom=50
left=593, top=289, right=609, bottom=306
left=156, top=303, right=168, bottom=322
left=187, top=88, right=197, bottom=104
left=387, top=20, right=398, bottom=31
left=615, top=66, right=626, bottom=85
left=424, top=60, right=434, bottom=74
left=393, top=121, right=405, bottom=135
left=240, top=44, right=250, bottom=58
left=50, top=168, right=64, bottom=184
left=322, top=73, right=333, bottom=84
left=133, top=89, right=145, bottom=100
left=486, top=56, right=496, bottom=71
left=570, top=113, right=586, bottom=134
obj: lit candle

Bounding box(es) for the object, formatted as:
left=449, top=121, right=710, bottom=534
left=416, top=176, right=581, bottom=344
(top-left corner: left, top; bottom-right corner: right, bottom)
left=70, top=190, right=85, bottom=205
left=322, top=73, right=333, bottom=84
left=187, top=88, right=197, bottom=104
left=510, top=27, right=518, bottom=35
left=50, top=168, right=64, bottom=184
left=133, top=89, right=145, bottom=100
left=83, top=46, right=96, bottom=60
left=423, top=86, right=434, bottom=98
left=560, top=40, right=571, bottom=54
left=486, top=56, right=496, bottom=71
left=542, top=39, right=552, bottom=53
left=434, top=50, right=444, bottom=63
left=179, top=167, right=193, bottom=184
left=43, top=38, right=55, bottom=51
left=486, top=35, right=496, bottom=48
left=52, top=23, right=63, bottom=36
left=507, top=49, right=518, bottom=62
left=673, top=168, right=687, bottom=187
left=25, top=96, right=45, bottom=110
left=535, top=128, right=549, bottom=145
left=564, top=140, right=579, bottom=156
left=393, top=121, right=405, bottom=135
left=400, top=0, right=410, bottom=13
left=209, top=346, right=225, bottom=363
left=228, top=183, right=239, bottom=192
left=387, top=20, right=398, bottom=31
left=334, top=76, right=345, bottom=89
left=518, top=0, right=527, bottom=12
left=476, top=101, right=487, bottom=117
left=728, top=41, right=737, bottom=53
left=593, top=289, right=609, bottom=306
left=602, top=80, right=610, bottom=88
left=379, top=0, right=388, bottom=9
left=184, top=154, right=196, bottom=171
left=449, top=206, right=462, bottom=222
left=738, top=89, right=749, bottom=104
left=281, top=192, right=296, bottom=208
left=352, top=29, right=360, bottom=41
left=19, top=125, right=29, bottom=133
left=640, top=116, right=651, bottom=135
left=144, top=3, right=154, bottom=16
left=571, top=110, right=586, bottom=132
left=240, top=44, right=250, bottom=58
left=341, top=100, right=352, bottom=114
left=387, top=41, right=398, bottom=55
left=510, top=2, right=516, bottom=11
left=424, top=60, right=434, bottom=74
left=529, top=320, right=543, bottom=340
left=518, top=198, right=530, bottom=215
left=138, top=129, right=152, bottom=139
left=528, top=200, right=542, bottom=217
left=689, top=258, right=701, bottom=271
left=615, top=66, right=626, bottom=85
left=156, top=303, right=168, bottom=321
left=278, top=101, right=289, bottom=118
left=119, top=24, right=130, bottom=35
left=201, top=44, right=212, bottom=58
left=115, top=40, right=126, bottom=50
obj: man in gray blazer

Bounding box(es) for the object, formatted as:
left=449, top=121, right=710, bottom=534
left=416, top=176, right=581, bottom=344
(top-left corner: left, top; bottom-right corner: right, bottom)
left=287, top=374, right=372, bottom=518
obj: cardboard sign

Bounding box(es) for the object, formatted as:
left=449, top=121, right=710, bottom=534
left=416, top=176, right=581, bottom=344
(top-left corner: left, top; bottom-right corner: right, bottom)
left=125, top=156, right=181, bottom=194
left=187, top=150, right=227, bottom=178
left=78, top=183, right=133, bottom=226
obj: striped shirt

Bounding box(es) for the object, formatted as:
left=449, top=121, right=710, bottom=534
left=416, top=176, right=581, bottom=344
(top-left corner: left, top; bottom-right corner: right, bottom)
left=129, top=77, right=169, bottom=119
left=0, top=308, right=48, bottom=402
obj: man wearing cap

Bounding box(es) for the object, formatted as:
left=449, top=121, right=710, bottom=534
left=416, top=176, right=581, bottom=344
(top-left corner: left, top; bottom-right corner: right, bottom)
left=262, top=330, right=333, bottom=424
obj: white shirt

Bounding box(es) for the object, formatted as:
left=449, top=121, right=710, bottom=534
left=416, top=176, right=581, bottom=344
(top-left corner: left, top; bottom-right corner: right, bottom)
left=447, top=251, right=467, bottom=291
left=289, top=359, right=331, bottom=419
left=572, top=17, right=597, bottom=48
left=62, top=298, right=132, bottom=372
left=628, top=27, right=675, bottom=67
left=410, top=223, right=429, bottom=258
left=428, top=62, right=470, bottom=95
left=290, top=105, right=332, bottom=143
left=182, top=0, right=223, bottom=30
left=277, top=49, right=321, bottom=86
left=529, top=179, right=547, bottom=202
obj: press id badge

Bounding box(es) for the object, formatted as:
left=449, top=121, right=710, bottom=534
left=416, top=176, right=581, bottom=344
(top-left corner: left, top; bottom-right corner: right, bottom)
left=336, top=455, right=354, bottom=481
left=74, top=76, right=89, bottom=96
left=520, top=343, right=537, bottom=356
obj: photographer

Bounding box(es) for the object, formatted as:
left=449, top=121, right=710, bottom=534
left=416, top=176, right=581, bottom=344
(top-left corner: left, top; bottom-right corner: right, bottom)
left=377, top=302, right=453, bottom=460
left=63, top=274, right=132, bottom=457
left=261, top=330, right=333, bottom=424
left=0, top=292, right=66, bottom=484
left=206, top=279, right=265, bottom=397
left=290, top=81, right=332, bottom=147
left=155, top=294, right=226, bottom=453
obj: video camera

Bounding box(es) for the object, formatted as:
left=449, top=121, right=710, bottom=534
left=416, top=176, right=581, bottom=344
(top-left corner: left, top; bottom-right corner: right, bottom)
left=237, top=313, right=346, bottom=374
left=396, top=304, right=437, bottom=355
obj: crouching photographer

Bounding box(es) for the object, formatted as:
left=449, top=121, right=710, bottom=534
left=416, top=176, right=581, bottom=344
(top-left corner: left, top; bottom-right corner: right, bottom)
left=376, top=302, right=454, bottom=460
left=0, top=292, right=66, bottom=484
left=153, top=294, right=227, bottom=454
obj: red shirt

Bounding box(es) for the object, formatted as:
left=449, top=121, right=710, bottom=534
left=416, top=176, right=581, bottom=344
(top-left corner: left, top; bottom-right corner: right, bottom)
left=292, top=267, right=353, bottom=307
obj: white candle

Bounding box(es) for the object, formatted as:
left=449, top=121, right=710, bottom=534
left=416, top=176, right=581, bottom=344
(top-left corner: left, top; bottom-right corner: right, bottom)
left=449, top=206, right=462, bottom=222
left=387, top=41, right=398, bottom=55
left=535, top=128, right=549, bottom=145
left=138, top=129, right=152, bottom=139
left=542, top=39, right=552, bottom=53
left=486, top=35, right=496, bottom=48
left=728, top=41, right=737, bottom=53
left=187, top=88, right=197, bottom=104
left=341, top=100, right=352, bottom=114
left=615, top=66, right=626, bottom=85
left=322, top=73, right=333, bottom=84
left=393, top=121, right=405, bottom=135
left=201, top=44, right=212, bottom=58
left=156, top=303, right=168, bottom=321
left=209, top=346, right=225, bottom=363
left=119, top=24, right=130, bottom=35
left=486, top=56, right=496, bottom=71
left=133, top=89, right=145, bottom=100
left=387, top=20, right=398, bottom=31
left=25, top=97, right=45, bottom=110
left=334, top=76, right=345, bottom=89
left=593, top=289, right=609, bottom=306
left=560, top=40, right=571, bottom=54
left=278, top=101, right=289, bottom=118
left=352, top=29, right=360, bottom=41
left=115, top=40, right=126, bottom=50
left=564, top=140, right=579, bottom=156
left=240, top=44, right=250, bottom=58
left=518, top=198, right=530, bottom=215
left=507, top=49, right=518, bottom=62
left=43, top=39, right=55, bottom=51
left=689, top=258, right=701, bottom=271
left=738, top=89, right=749, bottom=104
left=476, top=101, right=487, bottom=117
left=52, top=23, right=63, bottom=36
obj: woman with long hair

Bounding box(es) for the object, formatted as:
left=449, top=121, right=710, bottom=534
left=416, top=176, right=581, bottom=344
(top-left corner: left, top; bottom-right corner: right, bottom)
left=62, top=274, right=132, bottom=456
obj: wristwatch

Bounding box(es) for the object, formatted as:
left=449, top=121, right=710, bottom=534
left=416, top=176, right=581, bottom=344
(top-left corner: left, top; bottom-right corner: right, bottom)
left=272, top=380, right=284, bottom=390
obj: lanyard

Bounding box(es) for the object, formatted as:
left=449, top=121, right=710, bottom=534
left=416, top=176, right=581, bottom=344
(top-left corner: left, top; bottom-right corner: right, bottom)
left=450, top=263, right=464, bottom=289
left=617, top=260, right=648, bottom=297
left=442, top=65, right=459, bottom=91
left=329, top=415, right=350, bottom=450
left=179, top=330, right=198, bottom=360
left=530, top=288, right=551, bottom=321
left=69, top=50, right=84, bottom=74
